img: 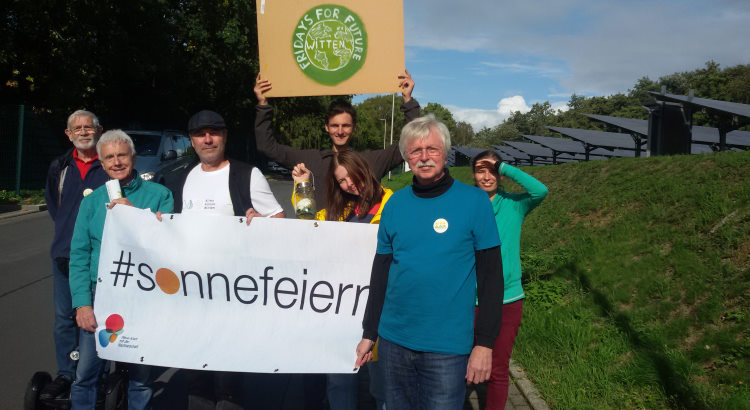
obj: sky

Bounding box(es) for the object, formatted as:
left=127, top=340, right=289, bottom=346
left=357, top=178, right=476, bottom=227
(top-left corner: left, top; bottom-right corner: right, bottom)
left=355, top=0, right=750, bottom=131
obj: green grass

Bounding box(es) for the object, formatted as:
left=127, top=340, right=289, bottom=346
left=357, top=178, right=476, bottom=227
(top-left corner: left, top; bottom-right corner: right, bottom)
left=383, top=152, right=750, bottom=408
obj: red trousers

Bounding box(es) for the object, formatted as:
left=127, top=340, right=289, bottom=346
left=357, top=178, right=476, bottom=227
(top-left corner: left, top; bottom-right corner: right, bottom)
left=478, top=300, right=524, bottom=410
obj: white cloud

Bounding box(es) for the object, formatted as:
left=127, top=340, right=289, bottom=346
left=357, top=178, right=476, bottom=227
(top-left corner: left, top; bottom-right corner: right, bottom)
left=404, top=0, right=750, bottom=96
left=497, top=96, right=531, bottom=116
left=550, top=100, right=570, bottom=112
left=447, top=96, right=573, bottom=131
left=447, top=96, right=532, bottom=130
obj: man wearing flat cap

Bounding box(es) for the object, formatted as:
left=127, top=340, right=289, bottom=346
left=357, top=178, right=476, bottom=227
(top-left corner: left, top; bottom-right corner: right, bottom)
left=163, top=109, right=285, bottom=409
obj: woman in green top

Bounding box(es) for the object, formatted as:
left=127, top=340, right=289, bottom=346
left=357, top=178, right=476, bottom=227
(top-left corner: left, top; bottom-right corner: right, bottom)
left=472, top=150, right=548, bottom=410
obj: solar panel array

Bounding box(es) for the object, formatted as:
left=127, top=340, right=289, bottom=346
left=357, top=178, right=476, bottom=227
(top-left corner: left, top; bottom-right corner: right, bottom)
left=503, top=141, right=553, bottom=158
left=521, top=134, right=616, bottom=157
left=585, top=113, right=750, bottom=148
left=691, top=126, right=750, bottom=147
left=547, top=126, right=644, bottom=150
left=584, top=114, right=648, bottom=135
left=449, top=93, right=748, bottom=167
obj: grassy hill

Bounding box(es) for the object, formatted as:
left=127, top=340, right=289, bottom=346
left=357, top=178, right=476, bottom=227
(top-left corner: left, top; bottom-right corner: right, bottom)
left=383, top=151, right=750, bottom=409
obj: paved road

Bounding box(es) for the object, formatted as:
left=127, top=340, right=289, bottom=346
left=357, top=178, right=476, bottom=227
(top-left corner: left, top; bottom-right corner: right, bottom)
left=0, top=211, right=57, bottom=409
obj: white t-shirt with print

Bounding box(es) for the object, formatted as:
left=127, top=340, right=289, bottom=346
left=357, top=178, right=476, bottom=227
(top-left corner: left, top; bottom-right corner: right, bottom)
left=182, top=164, right=283, bottom=217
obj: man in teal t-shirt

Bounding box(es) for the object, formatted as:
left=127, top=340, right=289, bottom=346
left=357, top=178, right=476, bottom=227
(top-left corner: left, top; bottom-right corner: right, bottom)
left=355, top=115, right=504, bottom=410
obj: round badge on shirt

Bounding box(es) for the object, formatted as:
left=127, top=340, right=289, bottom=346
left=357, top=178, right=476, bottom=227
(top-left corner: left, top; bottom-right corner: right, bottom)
left=433, top=218, right=448, bottom=234
left=83, top=188, right=93, bottom=197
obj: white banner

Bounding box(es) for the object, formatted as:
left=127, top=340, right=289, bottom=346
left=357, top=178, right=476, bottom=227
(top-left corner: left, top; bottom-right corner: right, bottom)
left=94, top=206, right=377, bottom=373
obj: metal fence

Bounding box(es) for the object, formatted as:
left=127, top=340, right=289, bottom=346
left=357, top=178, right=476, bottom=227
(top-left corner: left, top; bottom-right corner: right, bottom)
left=0, top=105, right=68, bottom=191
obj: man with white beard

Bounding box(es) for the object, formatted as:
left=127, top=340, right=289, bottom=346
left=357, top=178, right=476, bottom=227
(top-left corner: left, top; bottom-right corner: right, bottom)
left=41, top=110, right=109, bottom=404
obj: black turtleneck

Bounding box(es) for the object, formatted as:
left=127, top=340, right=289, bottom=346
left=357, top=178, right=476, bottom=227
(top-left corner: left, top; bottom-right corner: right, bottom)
left=361, top=168, right=503, bottom=349
left=411, top=168, right=454, bottom=198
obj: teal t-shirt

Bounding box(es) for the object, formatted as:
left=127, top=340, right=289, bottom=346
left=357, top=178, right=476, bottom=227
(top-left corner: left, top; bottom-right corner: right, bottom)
left=376, top=180, right=500, bottom=355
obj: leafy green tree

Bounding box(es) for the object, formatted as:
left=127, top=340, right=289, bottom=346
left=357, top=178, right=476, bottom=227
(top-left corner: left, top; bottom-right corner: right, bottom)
left=725, top=65, right=750, bottom=104
left=353, top=94, right=406, bottom=151
left=421, top=102, right=457, bottom=135
left=473, top=122, right=520, bottom=148
left=505, top=101, right=554, bottom=136
left=453, top=121, right=475, bottom=146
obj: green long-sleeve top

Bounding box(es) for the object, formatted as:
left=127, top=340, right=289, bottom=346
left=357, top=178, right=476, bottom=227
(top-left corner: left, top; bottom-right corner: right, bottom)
left=69, top=175, right=173, bottom=308
left=493, top=163, right=548, bottom=304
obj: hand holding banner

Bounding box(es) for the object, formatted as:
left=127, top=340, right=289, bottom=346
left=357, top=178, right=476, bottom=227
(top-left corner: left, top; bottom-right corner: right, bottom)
left=94, top=206, right=377, bottom=373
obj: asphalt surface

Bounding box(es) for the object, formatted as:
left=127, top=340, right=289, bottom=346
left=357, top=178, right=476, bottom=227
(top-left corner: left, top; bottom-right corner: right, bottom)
left=1, top=211, right=58, bottom=409
left=0, top=177, right=546, bottom=409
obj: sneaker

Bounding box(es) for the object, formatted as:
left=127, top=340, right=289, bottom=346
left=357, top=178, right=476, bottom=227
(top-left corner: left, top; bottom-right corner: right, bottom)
left=39, top=375, right=72, bottom=401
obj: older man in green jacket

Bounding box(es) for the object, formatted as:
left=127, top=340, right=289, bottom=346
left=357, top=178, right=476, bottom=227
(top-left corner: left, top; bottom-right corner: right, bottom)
left=69, top=129, right=173, bottom=410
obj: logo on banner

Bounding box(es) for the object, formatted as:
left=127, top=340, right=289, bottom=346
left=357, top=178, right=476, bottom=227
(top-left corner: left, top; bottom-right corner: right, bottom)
left=292, top=5, right=367, bottom=85
left=98, top=314, right=125, bottom=347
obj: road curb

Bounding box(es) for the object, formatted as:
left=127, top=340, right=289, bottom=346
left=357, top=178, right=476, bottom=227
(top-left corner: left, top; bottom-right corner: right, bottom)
left=0, top=204, right=46, bottom=220
left=509, top=358, right=550, bottom=410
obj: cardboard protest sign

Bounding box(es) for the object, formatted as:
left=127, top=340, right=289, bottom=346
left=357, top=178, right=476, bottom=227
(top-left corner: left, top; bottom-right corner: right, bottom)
left=257, top=0, right=405, bottom=96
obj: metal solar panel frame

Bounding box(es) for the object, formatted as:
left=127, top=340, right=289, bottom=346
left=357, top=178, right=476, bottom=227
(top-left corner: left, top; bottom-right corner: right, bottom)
left=650, top=91, right=750, bottom=150
left=521, top=134, right=585, bottom=154
left=584, top=114, right=649, bottom=135
left=521, top=134, right=620, bottom=162
left=585, top=113, right=750, bottom=150
left=501, top=141, right=557, bottom=166
left=649, top=91, right=750, bottom=119
left=547, top=126, right=644, bottom=149
left=493, top=145, right=531, bottom=165
left=503, top=141, right=554, bottom=157
left=691, top=126, right=750, bottom=148
left=546, top=126, right=645, bottom=159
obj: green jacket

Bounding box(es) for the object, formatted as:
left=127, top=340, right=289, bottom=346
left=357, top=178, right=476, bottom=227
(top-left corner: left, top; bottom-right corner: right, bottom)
left=69, top=175, right=173, bottom=308
left=492, top=163, right=548, bottom=304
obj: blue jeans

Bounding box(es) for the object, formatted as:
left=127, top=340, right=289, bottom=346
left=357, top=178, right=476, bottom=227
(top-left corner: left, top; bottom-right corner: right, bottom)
left=70, top=328, right=153, bottom=409
left=367, top=360, right=387, bottom=410
left=378, top=337, right=468, bottom=410
left=327, top=373, right=356, bottom=410
left=53, top=259, right=78, bottom=380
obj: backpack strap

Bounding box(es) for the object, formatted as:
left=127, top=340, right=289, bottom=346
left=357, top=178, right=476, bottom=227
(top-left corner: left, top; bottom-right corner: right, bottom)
left=57, top=166, right=68, bottom=207
left=56, top=148, right=75, bottom=207
left=228, top=160, right=254, bottom=217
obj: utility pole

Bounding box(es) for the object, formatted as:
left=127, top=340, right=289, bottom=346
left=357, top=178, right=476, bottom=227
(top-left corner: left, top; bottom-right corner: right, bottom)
left=381, top=118, right=387, bottom=150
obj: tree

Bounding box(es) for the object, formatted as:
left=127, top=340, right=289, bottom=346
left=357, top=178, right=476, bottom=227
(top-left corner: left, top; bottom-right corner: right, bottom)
left=504, top=101, right=554, bottom=136
left=421, top=102, right=457, bottom=136
left=453, top=121, right=474, bottom=146
left=353, top=95, right=406, bottom=151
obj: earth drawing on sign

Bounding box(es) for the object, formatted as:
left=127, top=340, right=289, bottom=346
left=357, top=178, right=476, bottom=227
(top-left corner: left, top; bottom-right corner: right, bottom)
left=292, top=5, right=368, bottom=85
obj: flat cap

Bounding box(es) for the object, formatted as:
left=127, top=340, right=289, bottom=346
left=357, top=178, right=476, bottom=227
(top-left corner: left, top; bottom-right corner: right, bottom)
left=187, top=110, right=226, bottom=135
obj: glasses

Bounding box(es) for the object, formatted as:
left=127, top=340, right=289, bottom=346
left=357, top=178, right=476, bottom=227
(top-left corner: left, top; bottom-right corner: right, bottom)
left=71, top=125, right=95, bottom=134
left=407, top=147, right=442, bottom=159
